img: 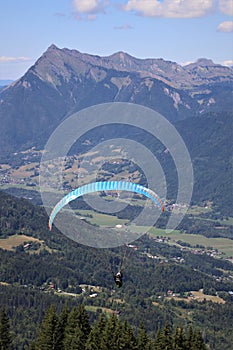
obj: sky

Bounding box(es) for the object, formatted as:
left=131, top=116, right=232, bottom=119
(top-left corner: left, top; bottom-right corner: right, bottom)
left=0, top=0, right=232, bottom=80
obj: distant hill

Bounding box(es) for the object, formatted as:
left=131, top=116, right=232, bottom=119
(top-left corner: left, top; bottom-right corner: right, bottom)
left=175, top=112, right=233, bottom=215
left=0, top=44, right=232, bottom=157
left=0, top=80, right=14, bottom=92
left=0, top=80, right=14, bottom=87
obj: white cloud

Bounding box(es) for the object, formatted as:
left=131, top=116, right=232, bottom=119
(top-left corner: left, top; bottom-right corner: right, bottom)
left=123, top=0, right=215, bottom=18
left=222, top=60, right=233, bottom=66
left=0, top=56, right=31, bottom=63
left=219, top=0, right=233, bottom=16
left=180, top=61, right=194, bottom=66
left=123, top=0, right=162, bottom=17
left=71, top=0, right=233, bottom=19
left=217, top=21, right=233, bottom=32
left=72, top=0, right=109, bottom=14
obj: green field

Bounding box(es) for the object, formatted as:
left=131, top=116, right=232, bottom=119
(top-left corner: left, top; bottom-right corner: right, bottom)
left=219, top=217, right=233, bottom=226
left=149, top=228, right=233, bottom=257
left=73, top=210, right=233, bottom=257
left=0, top=234, right=42, bottom=251
left=76, top=209, right=129, bottom=227
left=187, top=206, right=212, bottom=215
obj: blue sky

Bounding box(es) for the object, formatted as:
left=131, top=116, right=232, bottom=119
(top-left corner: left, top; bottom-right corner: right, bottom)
left=1, top=0, right=232, bottom=80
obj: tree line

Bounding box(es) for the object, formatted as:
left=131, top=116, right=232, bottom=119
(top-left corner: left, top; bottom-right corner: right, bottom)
left=0, top=305, right=208, bottom=350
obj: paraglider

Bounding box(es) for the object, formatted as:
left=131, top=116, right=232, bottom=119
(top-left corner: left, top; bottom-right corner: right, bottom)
left=113, top=270, right=123, bottom=288
left=48, top=181, right=164, bottom=231
left=48, top=180, right=164, bottom=291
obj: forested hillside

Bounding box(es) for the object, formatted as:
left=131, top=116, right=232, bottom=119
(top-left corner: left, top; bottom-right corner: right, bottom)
left=0, top=191, right=233, bottom=349
left=0, top=304, right=209, bottom=350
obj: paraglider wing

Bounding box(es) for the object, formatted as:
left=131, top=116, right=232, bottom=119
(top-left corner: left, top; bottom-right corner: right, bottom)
left=48, top=181, right=164, bottom=230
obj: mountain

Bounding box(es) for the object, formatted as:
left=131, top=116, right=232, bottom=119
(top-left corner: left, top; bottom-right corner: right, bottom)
left=0, top=80, right=14, bottom=92
left=0, top=45, right=232, bottom=349
left=30, top=45, right=233, bottom=89
left=0, top=44, right=232, bottom=157
left=175, top=111, right=233, bottom=215
left=0, top=80, right=14, bottom=87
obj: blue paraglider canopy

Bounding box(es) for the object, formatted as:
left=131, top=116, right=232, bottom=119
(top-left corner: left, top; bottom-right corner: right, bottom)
left=48, top=181, right=164, bottom=230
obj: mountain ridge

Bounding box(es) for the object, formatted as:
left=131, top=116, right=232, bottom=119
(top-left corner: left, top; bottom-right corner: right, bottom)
left=0, top=44, right=232, bottom=158
left=30, top=44, right=233, bottom=89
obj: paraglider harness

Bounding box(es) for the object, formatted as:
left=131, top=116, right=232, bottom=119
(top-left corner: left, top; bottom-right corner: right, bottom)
left=112, top=269, right=123, bottom=288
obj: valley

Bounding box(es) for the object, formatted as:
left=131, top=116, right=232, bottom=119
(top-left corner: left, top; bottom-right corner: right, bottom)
left=0, top=45, right=232, bottom=349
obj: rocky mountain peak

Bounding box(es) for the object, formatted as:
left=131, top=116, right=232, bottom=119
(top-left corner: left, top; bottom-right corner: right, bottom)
left=184, top=57, right=232, bottom=79
left=5, top=45, right=232, bottom=95
left=46, top=44, right=59, bottom=51
left=195, top=58, right=215, bottom=66
left=108, top=51, right=135, bottom=63
left=0, top=44, right=232, bottom=160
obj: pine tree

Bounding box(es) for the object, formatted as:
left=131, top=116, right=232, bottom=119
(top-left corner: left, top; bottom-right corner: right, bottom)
left=85, top=313, right=107, bottom=350
left=173, top=326, right=186, bottom=350
left=56, top=304, right=70, bottom=349
left=121, top=320, right=137, bottom=350
left=137, top=323, right=152, bottom=350
left=154, top=323, right=173, bottom=350
left=185, top=326, right=194, bottom=349
left=76, top=305, right=91, bottom=343
left=191, top=330, right=208, bottom=350
left=36, top=305, right=61, bottom=350
left=153, top=327, right=161, bottom=349
left=63, top=305, right=91, bottom=350
left=0, top=307, right=12, bottom=350
left=101, top=313, right=122, bottom=350
left=64, top=326, right=84, bottom=350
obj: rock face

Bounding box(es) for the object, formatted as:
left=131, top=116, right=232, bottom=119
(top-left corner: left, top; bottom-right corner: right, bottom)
left=31, top=45, right=233, bottom=88
left=0, top=44, right=232, bottom=156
